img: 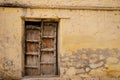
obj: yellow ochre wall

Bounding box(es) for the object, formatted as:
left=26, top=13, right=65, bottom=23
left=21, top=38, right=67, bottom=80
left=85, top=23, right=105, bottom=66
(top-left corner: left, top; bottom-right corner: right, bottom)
left=0, top=0, right=120, bottom=7
left=0, top=1, right=120, bottom=79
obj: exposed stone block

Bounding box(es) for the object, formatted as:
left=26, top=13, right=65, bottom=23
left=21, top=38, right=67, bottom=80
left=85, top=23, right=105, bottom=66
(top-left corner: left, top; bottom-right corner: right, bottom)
left=76, top=68, right=85, bottom=74
left=85, top=67, right=91, bottom=72
left=66, top=67, right=76, bottom=76
left=89, top=61, right=104, bottom=69
left=106, top=57, right=119, bottom=64
left=61, top=57, right=70, bottom=62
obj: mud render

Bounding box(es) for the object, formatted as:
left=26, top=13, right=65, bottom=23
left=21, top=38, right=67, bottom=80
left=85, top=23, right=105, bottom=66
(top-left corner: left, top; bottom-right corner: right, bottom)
left=0, top=0, right=120, bottom=80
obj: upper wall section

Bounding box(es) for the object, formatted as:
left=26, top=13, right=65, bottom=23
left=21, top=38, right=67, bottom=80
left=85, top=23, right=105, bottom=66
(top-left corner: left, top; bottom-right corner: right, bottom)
left=0, top=0, right=120, bottom=10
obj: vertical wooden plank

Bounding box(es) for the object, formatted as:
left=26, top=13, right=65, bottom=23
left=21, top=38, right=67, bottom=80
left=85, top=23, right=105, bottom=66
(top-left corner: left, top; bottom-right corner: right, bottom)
left=39, top=21, right=44, bottom=75
left=53, top=23, right=57, bottom=75
left=37, top=22, right=41, bottom=75
left=55, top=22, right=58, bottom=75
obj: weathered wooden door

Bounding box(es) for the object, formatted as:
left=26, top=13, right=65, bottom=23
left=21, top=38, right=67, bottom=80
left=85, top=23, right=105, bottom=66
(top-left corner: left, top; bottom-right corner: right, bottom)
left=25, top=21, right=58, bottom=76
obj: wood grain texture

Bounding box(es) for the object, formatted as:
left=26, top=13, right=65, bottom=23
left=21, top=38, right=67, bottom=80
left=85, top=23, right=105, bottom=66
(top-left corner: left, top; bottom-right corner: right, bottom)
left=25, top=23, right=40, bottom=76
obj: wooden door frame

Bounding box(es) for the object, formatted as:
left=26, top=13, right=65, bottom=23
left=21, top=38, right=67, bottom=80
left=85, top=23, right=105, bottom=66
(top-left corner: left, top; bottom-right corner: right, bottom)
left=21, top=17, right=60, bottom=77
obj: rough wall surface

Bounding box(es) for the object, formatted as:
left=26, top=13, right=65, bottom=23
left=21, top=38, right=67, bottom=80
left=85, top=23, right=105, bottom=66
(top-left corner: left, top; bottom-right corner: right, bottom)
left=60, top=48, right=120, bottom=80
left=0, top=5, right=120, bottom=80
left=0, top=0, right=120, bottom=8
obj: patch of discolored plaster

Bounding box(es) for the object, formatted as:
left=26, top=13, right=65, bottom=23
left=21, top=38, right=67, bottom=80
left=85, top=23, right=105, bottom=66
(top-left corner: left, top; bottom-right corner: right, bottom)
left=0, top=57, right=21, bottom=80
left=60, top=48, right=120, bottom=78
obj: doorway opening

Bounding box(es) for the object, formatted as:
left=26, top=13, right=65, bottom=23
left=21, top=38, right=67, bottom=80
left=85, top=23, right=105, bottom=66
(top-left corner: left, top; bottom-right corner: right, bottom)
left=24, top=20, right=58, bottom=77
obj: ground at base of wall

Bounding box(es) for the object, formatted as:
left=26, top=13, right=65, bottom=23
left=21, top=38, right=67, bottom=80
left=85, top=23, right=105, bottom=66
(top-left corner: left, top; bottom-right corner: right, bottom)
left=21, top=76, right=120, bottom=80
left=0, top=76, right=120, bottom=80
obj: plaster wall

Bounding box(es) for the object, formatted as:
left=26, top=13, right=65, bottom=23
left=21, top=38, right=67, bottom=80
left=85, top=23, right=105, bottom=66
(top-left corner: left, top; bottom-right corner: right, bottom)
left=0, top=7, right=120, bottom=79
left=0, top=0, right=120, bottom=8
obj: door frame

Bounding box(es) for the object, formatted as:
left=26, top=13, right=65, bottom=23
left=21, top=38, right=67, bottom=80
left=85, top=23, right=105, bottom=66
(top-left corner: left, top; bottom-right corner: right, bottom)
left=21, top=17, right=60, bottom=77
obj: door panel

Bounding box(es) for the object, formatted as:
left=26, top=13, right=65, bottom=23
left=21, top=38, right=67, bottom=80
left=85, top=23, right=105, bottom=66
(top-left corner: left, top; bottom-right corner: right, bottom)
left=40, top=64, right=55, bottom=75
left=26, top=29, right=40, bottom=40
left=41, top=52, right=55, bottom=62
left=25, top=55, right=38, bottom=66
left=42, top=38, right=54, bottom=48
left=26, top=43, right=39, bottom=52
left=43, top=23, right=56, bottom=36
left=25, top=68, right=38, bottom=76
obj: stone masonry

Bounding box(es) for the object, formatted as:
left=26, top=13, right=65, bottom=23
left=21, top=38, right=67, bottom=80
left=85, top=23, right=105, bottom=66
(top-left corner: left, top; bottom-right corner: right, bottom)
left=60, top=48, right=120, bottom=80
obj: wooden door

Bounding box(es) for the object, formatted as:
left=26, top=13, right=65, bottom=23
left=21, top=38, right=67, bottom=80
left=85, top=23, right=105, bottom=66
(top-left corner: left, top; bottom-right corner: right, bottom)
left=40, top=22, right=57, bottom=76
left=24, top=21, right=58, bottom=76
left=25, top=22, right=41, bottom=76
